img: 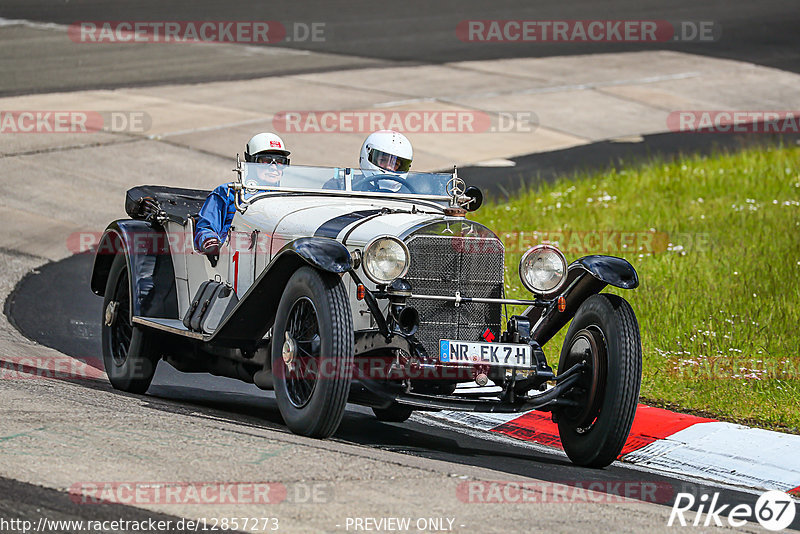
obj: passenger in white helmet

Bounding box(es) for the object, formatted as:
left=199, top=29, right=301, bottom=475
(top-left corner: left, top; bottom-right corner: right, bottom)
left=244, top=132, right=290, bottom=187
left=194, top=133, right=290, bottom=262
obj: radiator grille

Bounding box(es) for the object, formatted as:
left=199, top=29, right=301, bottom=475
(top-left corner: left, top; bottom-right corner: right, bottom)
left=405, top=235, right=504, bottom=358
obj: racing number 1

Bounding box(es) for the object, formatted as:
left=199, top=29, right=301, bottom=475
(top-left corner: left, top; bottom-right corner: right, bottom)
left=232, top=250, right=239, bottom=294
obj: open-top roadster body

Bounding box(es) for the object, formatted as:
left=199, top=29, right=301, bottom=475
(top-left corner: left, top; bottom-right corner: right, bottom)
left=91, top=161, right=642, bottom=467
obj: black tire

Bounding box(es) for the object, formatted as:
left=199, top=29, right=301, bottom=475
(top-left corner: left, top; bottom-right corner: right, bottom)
left=372, top=403, right=414, bottom=423
left=272, top=266, right=354, bottom=438
left=556, top=293, right=642, bottom=468
left=101, top=254, right=159, bottom=394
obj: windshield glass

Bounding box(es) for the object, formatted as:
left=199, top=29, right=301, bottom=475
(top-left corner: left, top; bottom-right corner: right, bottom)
left=242, top=163, right=344, bottom=190
left=240, top=163, right=453, bottom=199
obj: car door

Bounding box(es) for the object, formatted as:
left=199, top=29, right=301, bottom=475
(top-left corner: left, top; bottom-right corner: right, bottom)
left=227, top=216, right=259, bottom=298
left=184, top=216, right=230, bottom=313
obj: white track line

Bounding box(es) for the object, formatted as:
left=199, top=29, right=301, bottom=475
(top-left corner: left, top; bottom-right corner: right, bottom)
left=419, top=408, right=800, bottom=494
left=624, top=422, right=800, bottom=492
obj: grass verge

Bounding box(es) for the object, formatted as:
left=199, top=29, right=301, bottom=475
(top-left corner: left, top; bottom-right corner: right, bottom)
left=471, top=144, right=800, bottom=433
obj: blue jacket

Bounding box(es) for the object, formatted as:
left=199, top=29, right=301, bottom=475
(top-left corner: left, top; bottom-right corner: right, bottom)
left=194, top=184, right=237, bottom=251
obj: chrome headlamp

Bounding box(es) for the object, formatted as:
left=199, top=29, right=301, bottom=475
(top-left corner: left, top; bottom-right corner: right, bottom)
left=519, top=244, right=568, bottom=295
left=362, top=236, right=410, bottom=284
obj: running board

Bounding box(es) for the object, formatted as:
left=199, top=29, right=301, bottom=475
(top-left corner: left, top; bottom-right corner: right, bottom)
left=132, top=317, right=208, bottom=340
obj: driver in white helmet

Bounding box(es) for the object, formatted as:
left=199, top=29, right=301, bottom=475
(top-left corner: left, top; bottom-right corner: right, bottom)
left=355, top=130, right=413, bottom=191
left=194, top=133, right=290, bottom=261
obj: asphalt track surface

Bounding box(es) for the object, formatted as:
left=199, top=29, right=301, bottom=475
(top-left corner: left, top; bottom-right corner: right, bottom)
left=0, top=476, right=224, bottom=534
left=6, top=252, right=800, bottom=531
left=3, top=1, right=800, bottom=529
left=1, top=0, right=799, bottom=96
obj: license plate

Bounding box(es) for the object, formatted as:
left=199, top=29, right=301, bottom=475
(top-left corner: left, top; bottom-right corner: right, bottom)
left=439, top=339, right=533, bottom=368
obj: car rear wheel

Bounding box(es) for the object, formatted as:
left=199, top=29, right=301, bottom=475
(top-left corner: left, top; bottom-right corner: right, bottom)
left=272, top=267, right=354, bottom=438
left=555, top=293, right=642, bottom=468
left=101, top=254, right=159, bottom=394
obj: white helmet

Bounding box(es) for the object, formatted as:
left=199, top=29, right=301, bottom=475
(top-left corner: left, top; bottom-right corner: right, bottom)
left=245, top=132, right=290, bottom=162
left=359, top=130, right=413, bottom=175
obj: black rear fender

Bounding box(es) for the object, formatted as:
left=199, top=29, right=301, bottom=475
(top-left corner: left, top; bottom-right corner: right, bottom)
left=90, top=220, right=178, bottom=319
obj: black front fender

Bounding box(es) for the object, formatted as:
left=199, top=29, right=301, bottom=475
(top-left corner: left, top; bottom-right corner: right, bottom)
left=525, top=255, right=638, bottom=346
left=90, top=219, right=178, bottom=319
left=278, top=237, right=353, bottom=274
left=573, top=255, right=638, bottom=290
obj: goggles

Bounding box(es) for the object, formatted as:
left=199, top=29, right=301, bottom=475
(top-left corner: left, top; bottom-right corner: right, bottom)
left=253, top=153, right=290, bottom=165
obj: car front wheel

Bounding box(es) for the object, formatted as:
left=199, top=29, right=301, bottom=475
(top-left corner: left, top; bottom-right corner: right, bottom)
left=555, top=293, right=642, bottom=468
left=271, top=266, right=354, bottom=438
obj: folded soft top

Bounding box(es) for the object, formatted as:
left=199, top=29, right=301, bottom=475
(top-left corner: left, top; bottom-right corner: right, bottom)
left=125, top=185, right=210, bottom=225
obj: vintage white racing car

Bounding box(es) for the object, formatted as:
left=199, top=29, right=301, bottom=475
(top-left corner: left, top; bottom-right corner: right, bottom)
left=91, top=160, right=642, bottom=467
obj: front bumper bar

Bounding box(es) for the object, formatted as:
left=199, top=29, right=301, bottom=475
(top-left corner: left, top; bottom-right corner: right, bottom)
left=391, top=372, right=581, bottom=412
left=352, top=356, right=585, bottom=413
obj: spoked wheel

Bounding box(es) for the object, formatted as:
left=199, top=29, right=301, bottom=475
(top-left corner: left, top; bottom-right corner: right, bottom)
left=555, top=293, right=642, bottom=468
left=282, top=297, right=321, bottom=408
left=101, top=254, right=159, bottom=394
left=559, top=327, right=607, bottom=431
left=272, top=267, right=354, bottom=438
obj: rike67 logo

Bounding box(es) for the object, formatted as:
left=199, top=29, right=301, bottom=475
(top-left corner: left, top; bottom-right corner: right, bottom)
left=669, top=490, right=796, bottom=531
